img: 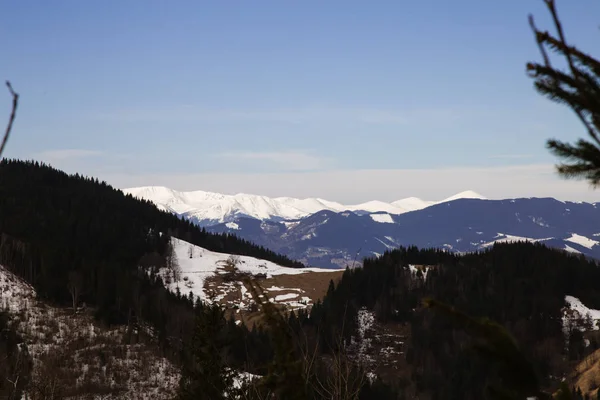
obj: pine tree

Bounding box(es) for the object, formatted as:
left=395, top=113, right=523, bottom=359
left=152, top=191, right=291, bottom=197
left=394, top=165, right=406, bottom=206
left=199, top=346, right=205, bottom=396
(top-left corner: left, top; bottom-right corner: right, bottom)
left=554, top=382, right=574, bottom=400
left=178, top=304, right=236, bottom=400
left=527, top=0, right=600, bottom=186
left=242, top=277, right=307, bottom=400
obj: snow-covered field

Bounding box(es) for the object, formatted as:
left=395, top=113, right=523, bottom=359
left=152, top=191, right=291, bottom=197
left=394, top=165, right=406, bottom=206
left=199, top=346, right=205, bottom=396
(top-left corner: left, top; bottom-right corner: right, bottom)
left=161, top=237, right=342, bottom=313
left=124, top=186, right=486, bottom=225
left=0, top=265, right=179, bottom=399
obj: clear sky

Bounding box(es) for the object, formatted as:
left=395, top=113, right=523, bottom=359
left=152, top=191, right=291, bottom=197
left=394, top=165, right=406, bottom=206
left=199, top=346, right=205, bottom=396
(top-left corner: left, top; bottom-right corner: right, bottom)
left=1, top=1, right=599, bottom=203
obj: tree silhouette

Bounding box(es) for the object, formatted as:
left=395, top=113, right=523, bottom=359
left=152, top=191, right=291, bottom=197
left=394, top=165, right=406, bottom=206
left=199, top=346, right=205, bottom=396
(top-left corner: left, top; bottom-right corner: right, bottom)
left=527, top=0, right=600, bottom=186
left=423, top=298, right=551, bottom=400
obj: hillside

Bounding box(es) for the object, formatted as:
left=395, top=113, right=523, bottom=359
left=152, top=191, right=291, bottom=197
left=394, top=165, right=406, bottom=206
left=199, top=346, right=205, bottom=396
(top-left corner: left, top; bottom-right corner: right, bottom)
left=158, top=237, right=343, bottom=325
left=0, top=160, right=304, bottom=314
left=0, top=160, right=320, bottom=387
left=301, top=242, right=600, bottom=398
left=123, top=186, right=485, bottom=226
left=0, top=264, right=179, bottom=399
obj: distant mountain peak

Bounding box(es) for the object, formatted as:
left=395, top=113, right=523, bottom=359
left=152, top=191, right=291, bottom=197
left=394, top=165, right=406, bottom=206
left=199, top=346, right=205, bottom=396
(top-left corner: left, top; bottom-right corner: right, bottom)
left=441, top=190, right=486, bottom=203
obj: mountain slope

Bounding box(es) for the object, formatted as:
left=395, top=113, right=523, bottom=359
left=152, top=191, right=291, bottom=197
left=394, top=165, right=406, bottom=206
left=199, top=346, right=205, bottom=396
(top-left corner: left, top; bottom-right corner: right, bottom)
left=305, top=242, right=600, bottom=398
left=159, top=237, right=343, bottom=325
left=0, top=159, right=306, bottom=372
left=123, top=186, right=486, bottom=226
left=207, top=197, right=600, bottom=268
left=0, top=264, right=179, bottom=399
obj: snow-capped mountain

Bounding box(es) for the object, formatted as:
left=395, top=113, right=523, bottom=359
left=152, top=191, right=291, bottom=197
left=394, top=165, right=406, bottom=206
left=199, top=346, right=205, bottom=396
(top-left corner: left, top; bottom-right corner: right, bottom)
left=123, top=186, right=485, bottom=227
left=206, top=197, right=600, bottom=268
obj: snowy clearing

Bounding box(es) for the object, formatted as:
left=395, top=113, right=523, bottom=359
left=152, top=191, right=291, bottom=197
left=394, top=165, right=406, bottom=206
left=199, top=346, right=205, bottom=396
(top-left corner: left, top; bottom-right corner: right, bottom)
left=161, top=237, right=342, bottom=314
left=565, top=233, right=599, bottom=250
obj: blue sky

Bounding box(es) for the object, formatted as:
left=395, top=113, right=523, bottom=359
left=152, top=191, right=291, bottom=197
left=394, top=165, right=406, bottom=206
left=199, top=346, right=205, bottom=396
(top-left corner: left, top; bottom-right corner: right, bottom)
left=1, top=1, right=599, bottom=202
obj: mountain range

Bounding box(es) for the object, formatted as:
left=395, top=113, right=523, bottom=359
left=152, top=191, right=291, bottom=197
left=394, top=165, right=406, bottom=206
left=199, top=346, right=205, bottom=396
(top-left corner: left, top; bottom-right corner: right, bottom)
left=207, top=198, right=600, bottom=268
left=125, top=186, right=600, bottom=269
left=123, top=186, right=486, bottom=226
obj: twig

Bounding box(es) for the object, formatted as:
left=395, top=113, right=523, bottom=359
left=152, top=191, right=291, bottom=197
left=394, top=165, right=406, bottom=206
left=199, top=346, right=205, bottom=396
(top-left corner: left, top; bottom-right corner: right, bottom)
left=528, top=15, right=551, bottom=68
left=1, top=81, right=19, bottom=159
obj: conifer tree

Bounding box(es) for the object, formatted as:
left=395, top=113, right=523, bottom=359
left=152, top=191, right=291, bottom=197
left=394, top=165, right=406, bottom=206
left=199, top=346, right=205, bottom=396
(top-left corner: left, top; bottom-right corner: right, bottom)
left=242, top=277, right=307, bottom=400
left=527, top=0, right=600, bottom=186
left=178, top=303, right=236, bottom=400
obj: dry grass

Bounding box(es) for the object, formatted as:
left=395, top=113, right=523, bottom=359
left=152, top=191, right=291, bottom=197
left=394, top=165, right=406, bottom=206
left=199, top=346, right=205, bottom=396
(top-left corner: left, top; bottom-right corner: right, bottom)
left=571, top=348, right=600, bottom=397
left=261, top=270, right=344, bottom=301
left=202, top=267, right=343, bottom=328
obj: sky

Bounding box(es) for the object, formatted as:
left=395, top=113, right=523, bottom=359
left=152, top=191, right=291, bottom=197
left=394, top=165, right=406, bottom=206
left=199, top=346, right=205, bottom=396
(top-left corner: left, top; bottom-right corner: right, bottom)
left=1, top=0, right=600, bottom=203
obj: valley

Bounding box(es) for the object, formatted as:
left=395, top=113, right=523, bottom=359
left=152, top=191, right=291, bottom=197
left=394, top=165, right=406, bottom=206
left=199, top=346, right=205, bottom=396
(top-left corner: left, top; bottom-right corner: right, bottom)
left=5, top=0, right=600, bottom=397
left=1, top=161, right=600, bottom=399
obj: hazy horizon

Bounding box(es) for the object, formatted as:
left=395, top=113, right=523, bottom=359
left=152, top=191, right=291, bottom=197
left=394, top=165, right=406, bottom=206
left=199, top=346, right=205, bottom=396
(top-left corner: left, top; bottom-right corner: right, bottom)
left=2, top=1, right=599, bottom=203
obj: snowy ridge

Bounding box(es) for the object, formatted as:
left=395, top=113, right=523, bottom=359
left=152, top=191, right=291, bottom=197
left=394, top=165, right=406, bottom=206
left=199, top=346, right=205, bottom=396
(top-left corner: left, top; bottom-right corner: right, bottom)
left=123, top=186, right=486, bottom=225
left=480, top=233, right=555, bottom=248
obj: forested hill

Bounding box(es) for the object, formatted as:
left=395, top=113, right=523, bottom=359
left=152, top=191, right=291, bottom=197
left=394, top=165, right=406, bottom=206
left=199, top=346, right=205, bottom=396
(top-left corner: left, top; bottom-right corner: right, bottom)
left=0, top=159, right=302, bottom=316
left=307, top=243, right=600, bottom=398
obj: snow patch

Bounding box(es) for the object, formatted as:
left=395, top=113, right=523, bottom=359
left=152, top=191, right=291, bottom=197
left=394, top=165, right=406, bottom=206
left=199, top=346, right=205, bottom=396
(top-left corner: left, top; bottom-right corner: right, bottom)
left=565, top=233, right=599, bottom=249
left=564, top=245, right=582, bottom=254
left=274, top=293, right=299, bottom=301
left=408, top=264, right=430, bottom=281
left=374, top=237, right=396, bottom=250
left=225, top=222, right=240, bottom=230
left=563, top=296, right=600, bottom=332
left=370, top=213, right=395, bottom=224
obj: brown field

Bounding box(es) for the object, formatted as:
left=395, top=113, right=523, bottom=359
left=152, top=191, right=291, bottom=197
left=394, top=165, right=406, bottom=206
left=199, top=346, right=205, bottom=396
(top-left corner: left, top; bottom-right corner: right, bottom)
left=203, top=268, right=344, bottom=327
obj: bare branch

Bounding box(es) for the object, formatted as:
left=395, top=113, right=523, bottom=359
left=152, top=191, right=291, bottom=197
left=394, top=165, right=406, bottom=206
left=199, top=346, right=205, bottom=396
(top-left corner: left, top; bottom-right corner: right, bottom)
left=1, top=81, right=18, bottom=159
left=528, top=15, right=551, bottom=69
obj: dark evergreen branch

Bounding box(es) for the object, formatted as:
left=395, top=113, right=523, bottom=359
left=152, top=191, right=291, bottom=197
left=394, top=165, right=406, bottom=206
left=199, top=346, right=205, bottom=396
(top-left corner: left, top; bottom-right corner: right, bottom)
left=1, top=81, right=18, bottom=159
left=528, top=2, right=600, bottom=148
left=528, top=0, right=600, bottom=187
